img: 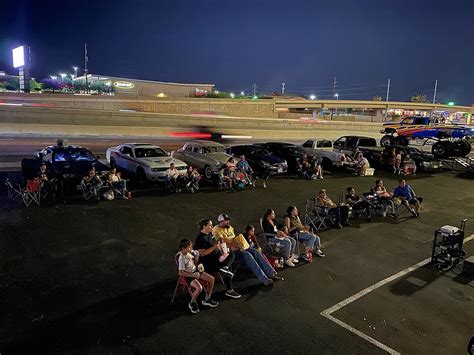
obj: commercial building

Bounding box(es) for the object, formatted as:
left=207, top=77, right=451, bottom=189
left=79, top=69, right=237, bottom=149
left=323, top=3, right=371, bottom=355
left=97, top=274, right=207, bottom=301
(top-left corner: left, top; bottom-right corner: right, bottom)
left=75, top=73, right=215, bottom=98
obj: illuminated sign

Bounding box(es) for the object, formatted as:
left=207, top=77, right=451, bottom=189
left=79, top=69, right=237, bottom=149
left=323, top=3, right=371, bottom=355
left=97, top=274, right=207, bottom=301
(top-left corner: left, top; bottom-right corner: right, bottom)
left=12, top=46, right=25, bottom=68
left=113, top=81, right=135, bottom=89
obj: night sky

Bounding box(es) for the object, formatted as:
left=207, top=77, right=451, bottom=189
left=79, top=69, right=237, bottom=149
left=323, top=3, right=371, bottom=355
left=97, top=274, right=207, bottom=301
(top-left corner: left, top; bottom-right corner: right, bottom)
left=1, top=0, right=473, bottom=104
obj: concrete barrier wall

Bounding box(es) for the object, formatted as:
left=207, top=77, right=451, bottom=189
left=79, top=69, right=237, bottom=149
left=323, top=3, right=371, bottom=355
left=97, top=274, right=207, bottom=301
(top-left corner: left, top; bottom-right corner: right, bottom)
left=0, top=105, right=382, bottom=140
left=0, top=93, right=278, bottom=118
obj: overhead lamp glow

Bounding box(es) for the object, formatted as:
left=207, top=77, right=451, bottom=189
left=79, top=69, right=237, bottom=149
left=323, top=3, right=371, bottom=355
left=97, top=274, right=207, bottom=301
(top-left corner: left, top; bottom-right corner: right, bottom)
left=448, top=101, right=455, bottom=106
left=230, top=93, right=235, bottom=98
left=310, top=95, right=316, bottom=100
left=240, top=91, right=245, bottom=96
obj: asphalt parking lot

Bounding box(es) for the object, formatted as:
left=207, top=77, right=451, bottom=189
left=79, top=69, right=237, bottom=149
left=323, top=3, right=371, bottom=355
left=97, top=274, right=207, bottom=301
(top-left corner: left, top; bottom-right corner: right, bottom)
left=0, top=169, right=473, bottom=354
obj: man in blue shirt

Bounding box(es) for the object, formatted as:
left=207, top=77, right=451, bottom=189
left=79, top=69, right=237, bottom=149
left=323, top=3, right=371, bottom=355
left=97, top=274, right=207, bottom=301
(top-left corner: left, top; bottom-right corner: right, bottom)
left=393, top=178, right=421, bottom=218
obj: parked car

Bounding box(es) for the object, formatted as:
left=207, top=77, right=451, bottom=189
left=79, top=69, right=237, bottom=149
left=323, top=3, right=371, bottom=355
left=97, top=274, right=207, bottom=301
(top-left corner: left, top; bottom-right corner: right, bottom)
left=105, top=143, right=187, bottom=182
left=259, top=142, right=306, bottom=172
left=362, top=145, right=442, bottom=173
left=226, top=144, right=288, bottom=175
left=301, top=138, right=352, bottom=170
left=21, top=142, right=109, bottom=185
left=171, top=140, right=237, bottom=179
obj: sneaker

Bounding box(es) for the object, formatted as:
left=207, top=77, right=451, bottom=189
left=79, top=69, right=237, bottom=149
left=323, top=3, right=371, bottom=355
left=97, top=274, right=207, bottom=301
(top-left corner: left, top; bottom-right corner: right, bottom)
left=336, top=223, right=343, bottom=229
left=301, top=254, right=311, bottom=262
left=263, top=180, right=267, bottom=189
left=318, top=176, right=324, bottom=179
left=284, top=259, right=295, bottom=267
left=271, top=274, right=284, bottom=281
left=190, top=187, right=195, bottom=194
left=201, top=298, right=219, bottom=308
left=382, top=212, right=387, bottom=217
left=315, top=250, right=326, bottom=257
left=263, top=278, right=274, bottom=286
left=225, top=289, right=241, bottom=299
left=292, top=254, right=300, bottom=263
left=188, top=301, right=199, bottom=314
left=219, top=266, right=234, bottom=278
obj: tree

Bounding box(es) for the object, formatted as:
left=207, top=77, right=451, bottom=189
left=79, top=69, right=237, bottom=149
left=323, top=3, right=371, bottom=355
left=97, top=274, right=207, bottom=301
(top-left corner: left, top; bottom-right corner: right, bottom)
left=410, top=94, right=429, bottom=103
left=29, top=78, right=43, bottom=92
left=5, top=78, right=20, bottom=91
left=372, top=96, right=382, bottom=101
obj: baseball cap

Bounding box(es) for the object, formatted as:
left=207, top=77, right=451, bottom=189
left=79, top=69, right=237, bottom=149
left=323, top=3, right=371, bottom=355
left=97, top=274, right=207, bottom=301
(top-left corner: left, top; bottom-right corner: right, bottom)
left=319, top=189, right=327, bottom=194
left=217, top=213, right=231, bottom=222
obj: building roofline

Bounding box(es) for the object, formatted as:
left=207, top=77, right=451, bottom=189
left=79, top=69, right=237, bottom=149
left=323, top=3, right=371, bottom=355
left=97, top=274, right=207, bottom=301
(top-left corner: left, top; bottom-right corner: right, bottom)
left=75, top=73, right=215, bottom=88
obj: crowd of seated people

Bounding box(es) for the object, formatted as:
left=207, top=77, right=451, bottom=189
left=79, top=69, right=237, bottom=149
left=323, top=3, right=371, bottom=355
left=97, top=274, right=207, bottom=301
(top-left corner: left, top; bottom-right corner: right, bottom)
left=177, top=208, right=327, bottom=313
left=298, top=153, right=323, bottom=180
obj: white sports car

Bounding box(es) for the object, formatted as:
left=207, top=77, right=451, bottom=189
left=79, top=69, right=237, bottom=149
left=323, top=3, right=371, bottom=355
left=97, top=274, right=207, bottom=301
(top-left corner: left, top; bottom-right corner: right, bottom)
left=106, top=143, right=187, bottom=182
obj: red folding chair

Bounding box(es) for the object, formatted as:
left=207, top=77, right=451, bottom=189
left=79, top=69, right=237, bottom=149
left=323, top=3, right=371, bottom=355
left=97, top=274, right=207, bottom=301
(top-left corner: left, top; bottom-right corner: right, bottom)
left=171, top=253, right=193, bottom=303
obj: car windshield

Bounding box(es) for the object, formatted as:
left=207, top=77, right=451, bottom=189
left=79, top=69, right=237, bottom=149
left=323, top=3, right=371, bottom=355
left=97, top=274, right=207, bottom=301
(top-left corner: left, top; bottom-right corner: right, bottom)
left=135, top=147, right=167, bottom=158
left=252, top=147, right=271, bottom=155
left=284, top=146, right=304, bottom=154
left=203, top=146, right=225, bottom=154
left=54, top=149, right=97, bottom=162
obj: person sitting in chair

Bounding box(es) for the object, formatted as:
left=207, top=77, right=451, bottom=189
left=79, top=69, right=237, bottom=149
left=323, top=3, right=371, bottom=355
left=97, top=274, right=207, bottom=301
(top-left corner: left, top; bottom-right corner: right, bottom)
left=262, top=209, right=299, bottom=267
left=354, top=152, right=371, bottom=176
left=213, top=214, right=282, bottom=285
left=166, top=163, right=183, bottom=193
left=345, top=187, right=373, bottom=221
left=284, top=206, right=325, bottom=260
left=316, top=189, right=350, bottom=228
left=107, top=167, right=128, bottom=199
left=393, top=178, right=422, bottom=218
left=370, top=179, right=395, bottom=217
left=37, top=163, right=63, bottom=202
left=236, top=155, right=255, bottom=187
left=194, top=218, right=241, bottom=299
left=82, top=168, right=103, bottom=201
left=185, top=166, right=201, bottom=193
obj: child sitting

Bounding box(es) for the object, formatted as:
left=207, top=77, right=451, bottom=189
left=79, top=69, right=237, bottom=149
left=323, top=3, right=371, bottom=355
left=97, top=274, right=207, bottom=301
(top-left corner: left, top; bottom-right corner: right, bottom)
left=177, top=239, right=219, bottom=313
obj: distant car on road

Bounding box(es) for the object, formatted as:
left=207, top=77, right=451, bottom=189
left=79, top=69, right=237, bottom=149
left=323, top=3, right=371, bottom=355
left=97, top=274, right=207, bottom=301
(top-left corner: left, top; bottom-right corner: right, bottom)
left=171, top=140, right=237, bottom=179
left=259, top=142, right=305, bottom=172
left=225, top=144, right=288, bottom=175
left=106, top=143, right=187, bottom=182
left=21, top=143, right=109, bottom=183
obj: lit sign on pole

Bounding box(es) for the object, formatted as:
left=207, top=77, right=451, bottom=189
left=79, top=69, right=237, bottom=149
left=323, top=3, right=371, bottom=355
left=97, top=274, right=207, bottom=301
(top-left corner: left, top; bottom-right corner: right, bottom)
left=12, top=46, right=25, bottom=68
left=113, top=81, right=135, bottom=89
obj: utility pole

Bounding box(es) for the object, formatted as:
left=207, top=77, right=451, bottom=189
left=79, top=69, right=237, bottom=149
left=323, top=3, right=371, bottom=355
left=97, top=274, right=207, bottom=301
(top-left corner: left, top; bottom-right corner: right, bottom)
left=253, top=83, right=257, bottom=97
left=384, top=79, right=391, bottom=121
left=84, top=43, right=89, bottom=93
left=332, top=76, right=337, bottom=97
left=281, top=82, right=285, bottom=95
left=432, top=79, right=438, bottom=104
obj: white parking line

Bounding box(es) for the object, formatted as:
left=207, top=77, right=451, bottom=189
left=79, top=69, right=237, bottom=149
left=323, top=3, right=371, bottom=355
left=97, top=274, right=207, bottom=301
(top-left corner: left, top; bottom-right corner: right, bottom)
left=320, top=234, right=474, bottom=354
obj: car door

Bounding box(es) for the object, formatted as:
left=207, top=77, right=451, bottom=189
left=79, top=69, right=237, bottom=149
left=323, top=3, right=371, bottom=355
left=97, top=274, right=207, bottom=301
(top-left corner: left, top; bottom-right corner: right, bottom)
left=119, top=146, right=134, bottom=172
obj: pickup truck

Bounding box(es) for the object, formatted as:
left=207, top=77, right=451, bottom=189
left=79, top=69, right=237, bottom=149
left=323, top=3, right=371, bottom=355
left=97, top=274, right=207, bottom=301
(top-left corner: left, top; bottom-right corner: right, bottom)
left=300, top=139, right=351, bottom=170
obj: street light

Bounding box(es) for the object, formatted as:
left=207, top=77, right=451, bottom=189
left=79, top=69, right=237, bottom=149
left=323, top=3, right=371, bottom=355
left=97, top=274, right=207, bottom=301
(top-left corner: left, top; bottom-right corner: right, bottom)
left=59, top=73, right=66, bottom=82
left=309, top=94, right=316, bottom=100
left=73, top=66, right=78, bottom=78
left=240, top=91, right=245, bottom=96
left=50, top=75, right=57, bottom=80
left=230, top=93, right=235, bottom=98
left=334, top=93, right=339, bottom=116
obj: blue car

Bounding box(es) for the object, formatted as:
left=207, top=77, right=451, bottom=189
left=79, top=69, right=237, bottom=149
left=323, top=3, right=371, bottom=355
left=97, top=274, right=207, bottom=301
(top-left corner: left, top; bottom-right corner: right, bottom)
left=225, top=144, right=288, bottom=175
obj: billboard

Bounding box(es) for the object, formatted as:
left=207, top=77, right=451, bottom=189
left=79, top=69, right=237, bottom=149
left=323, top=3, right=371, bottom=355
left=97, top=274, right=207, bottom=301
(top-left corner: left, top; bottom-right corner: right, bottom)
left=12, top=46, right=25, bottom=68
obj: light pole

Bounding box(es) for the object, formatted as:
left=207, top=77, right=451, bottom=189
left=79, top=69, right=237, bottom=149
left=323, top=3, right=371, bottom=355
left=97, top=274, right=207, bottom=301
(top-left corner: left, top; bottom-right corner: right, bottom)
left=334, top=93, right=339, bottom=116
left=50, top=76, right=57, bottom=93
left=59, top=73, right=66, bottom=82
left=73, top=66, right=78, bottom=78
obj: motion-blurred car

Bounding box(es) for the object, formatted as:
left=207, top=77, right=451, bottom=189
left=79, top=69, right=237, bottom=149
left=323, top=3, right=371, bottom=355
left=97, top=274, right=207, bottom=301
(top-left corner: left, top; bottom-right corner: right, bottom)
left=258, top=142, right=306, bottom=172
left=226, top=144, right=288, bottom=175
left=21, top=142, right=109, bottom=182
left=171, top=140, right=237, bottom=179
left=106, top=143, right=187, bottom=182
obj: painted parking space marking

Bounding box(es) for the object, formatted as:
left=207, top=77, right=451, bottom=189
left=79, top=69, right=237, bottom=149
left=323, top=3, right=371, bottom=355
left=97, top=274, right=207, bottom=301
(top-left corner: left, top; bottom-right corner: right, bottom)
left=321, top=234, right=474, bottom=354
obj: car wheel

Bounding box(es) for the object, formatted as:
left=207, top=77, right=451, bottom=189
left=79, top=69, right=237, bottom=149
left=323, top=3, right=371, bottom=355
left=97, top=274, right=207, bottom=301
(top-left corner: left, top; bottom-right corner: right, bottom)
left=136, top=167, right=148, bottom=185
left=432, top=141, right=450, bottom=159
left=109, top=157, right=117, bottom=169
left=204, top=165, right=213, bottom=179
left=459, top=140, right=472, bottom=157
left=395, top=136, right=409, bottom=146
left=321, top=158, right=333, bottom=171
left=380, top=135, right=394, bottom=147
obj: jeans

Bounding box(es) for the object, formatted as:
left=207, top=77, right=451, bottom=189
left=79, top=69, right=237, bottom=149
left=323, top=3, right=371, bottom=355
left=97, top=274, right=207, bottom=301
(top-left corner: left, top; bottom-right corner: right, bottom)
left=235, top=248, right=276, bottom=283
left=268, top=236, right=296, bottom=258
left=329, top=206, right=349, bottom=225
left=297, top=232, right=319, bottom=249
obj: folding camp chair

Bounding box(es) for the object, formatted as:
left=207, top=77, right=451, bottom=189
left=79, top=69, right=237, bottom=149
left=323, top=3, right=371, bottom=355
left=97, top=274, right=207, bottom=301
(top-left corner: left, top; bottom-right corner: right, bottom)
left=304, top=198, right=335, bottom=231
left=171, top=253, right=193, bottom=303
left=5, top=178, right=41, bottom=207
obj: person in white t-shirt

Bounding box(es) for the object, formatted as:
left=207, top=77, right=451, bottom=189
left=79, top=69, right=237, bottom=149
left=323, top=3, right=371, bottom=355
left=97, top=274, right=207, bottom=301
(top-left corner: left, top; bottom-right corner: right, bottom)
left=177, top=239, right=218, bottom=314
